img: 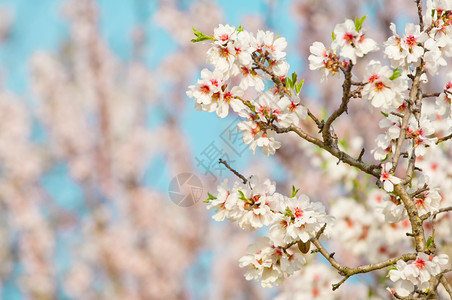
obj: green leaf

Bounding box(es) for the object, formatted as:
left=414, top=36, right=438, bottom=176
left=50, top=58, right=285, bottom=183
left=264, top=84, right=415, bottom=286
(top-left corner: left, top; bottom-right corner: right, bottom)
left=286, top=77, right=292, bottom=90
left=238, top=24, right=244, bottom=33
left=238, top=190, right=248, bottom=202
left=291, top=185, right=300, bottom=198
left=380, top=111, right=389, bottom=118
left=331, top=31, right=336, bottom=41
left=291, top=72, right=298, bottom=86
left=354, top=15, right=367, bottom=32
left=389, top=69, right=402, bottom=80
left=284, top=207, right=294, bottom=218
left=426, top=236, right=434, bottom=249
left=191, top=27, right=215, bottom=43
left=204, top=192, right=217, bottom=203
left=295, top=79, right=304, bottom=95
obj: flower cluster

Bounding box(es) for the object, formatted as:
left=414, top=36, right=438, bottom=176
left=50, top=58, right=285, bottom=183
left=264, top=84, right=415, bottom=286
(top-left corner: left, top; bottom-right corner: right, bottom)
left=187, top=25, right=307, bottom=156
left=205, top=176, right=333, bottom=287
left=388, top=253, right=449, bottom=297
left=373, top=113, right=437, bottom=163
left=308, top=18, right=378, bottom=79
left=194, top=1, right=452, bottom=296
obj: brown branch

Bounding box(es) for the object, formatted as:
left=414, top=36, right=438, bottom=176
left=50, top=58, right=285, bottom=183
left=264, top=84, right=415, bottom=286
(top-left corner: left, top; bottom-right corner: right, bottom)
left=310, top=224, right=417, bottom=291
left=218, top=159, right=248, bottom=184
left=436, top=132, right=452, bottom=144
left=420, top=206, right=452, bottom=221
left=415, top=0, right=424, bottom=31
left=252, top=54, right=286, bottom=97
left=440, top=276, right=452, bottom=298
left=322, top=62, right=353, bottom=147
left=392, top=68, right=422, bottom=172
left=272, top=124, right=380, bottom=178
left=307, top=109, right=323, bottom=130
left=394, top=184, right=426, bottom=252
left=422, top=93, right=440, bottom=98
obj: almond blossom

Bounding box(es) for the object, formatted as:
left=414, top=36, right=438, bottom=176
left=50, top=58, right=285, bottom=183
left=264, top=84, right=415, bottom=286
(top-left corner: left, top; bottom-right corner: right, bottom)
left=331, top=19, right=378, bottom=64
left=388, top=253, right=449, bottom=297
left=380, top=162, right=402, bottom=192
left=361, top=60, right=407, bottom=111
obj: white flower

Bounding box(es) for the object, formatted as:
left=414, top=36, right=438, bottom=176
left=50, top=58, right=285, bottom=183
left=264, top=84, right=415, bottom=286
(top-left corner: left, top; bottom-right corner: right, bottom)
left=377, top=194, right=407, bottom=223
left=362, top=60, right=407, bottom=110
left=423, top=38, right=447, bottom=75
left=239, top=237, right=306, bottom=288
left=269, top=194, right=331, bottom=246
left=206, top=179, right=239, bottom=221
left=331, top=19, right=378, bottom=64
left=233, top=30, right=256, bottom=67
left=238, top=66, right=265, bottom=91
left=256, top=130, right=281, bottom=156
left=206, top=42, right=238, bottom=76
left=308, top=42, right=340, bottom=81
left=256, top=30, right=287, bottom=61
left=380, top=162, right=402, bottom=192
left=186, top=68, right=224, bottom=105
left=215, top=86, right=246, bottom=118
left=388, top=253, right=450, bottom=296
left=384, top=23, right=427, bottom=68
left=237, top=119, right=281, bottom=156
left=214, top=24, right=237, bottom=46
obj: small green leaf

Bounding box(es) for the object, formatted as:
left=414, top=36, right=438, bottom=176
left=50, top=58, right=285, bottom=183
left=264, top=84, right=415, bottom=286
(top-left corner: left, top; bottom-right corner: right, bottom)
left=426, top=236, right=434, bottom=249
left=238, top=190, right=247, bottom=202
left=204, top=192, right=217, bottom=203
left=291, top=185, right=300, bottom=198
left=291, top=72, right=298, bottom=86
left=238, top=24, right=244, bottom=33
left=286, top=77, right=292, bottom=89
left=295, top=79, right=304, bottom=95
left=389, top=69, right=402, bottom=80
left=191, top=27, right=215, bottom=43
left=331, top=31, right=336, bottom=41
left=380, top=111, right=389, bottom=118
left=284, top=207, right=294, bottom=218
left=354, top=15, right=367, bottom=32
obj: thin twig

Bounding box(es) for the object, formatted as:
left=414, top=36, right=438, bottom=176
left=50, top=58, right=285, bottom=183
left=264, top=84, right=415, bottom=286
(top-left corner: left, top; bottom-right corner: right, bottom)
left=310, top=224, right=417, bottom=292
left=218, top=159, right=248, bottom=184
left=422, top=93, right=440, bottom=98
left=322, top=62, right=353, bottom=147
left=271, top=124, right=380, bottom=178
left=420, top=206, right=452, bottom=221
left=436, top=132, right=452, bottom=144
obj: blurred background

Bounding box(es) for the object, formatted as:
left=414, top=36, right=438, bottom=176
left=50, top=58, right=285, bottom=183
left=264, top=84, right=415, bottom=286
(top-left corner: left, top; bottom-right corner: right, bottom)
left=0, top=0, right=425, bottom=299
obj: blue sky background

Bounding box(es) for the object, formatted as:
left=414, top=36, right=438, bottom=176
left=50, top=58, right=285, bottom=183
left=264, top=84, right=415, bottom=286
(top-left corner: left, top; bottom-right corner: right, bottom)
left=0, top=1, right=301, bottom=298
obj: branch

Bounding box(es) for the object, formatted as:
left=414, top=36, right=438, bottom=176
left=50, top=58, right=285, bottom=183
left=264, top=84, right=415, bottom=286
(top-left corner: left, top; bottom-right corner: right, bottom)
left=322, top=62, right=353, bottom=147
left=440, top=276, right=452, bottom=298
left=436, top=132, right=452, bottom=144
left=252, top=54, right=286, bottom=97
left=218, top=159, right=248, bottom=184
left=310, top=224, right=417, bottom=291
left=272, top=124, right=381, bottom=178
left=420, top=206, right=452, bottom=221
left=415, top=0, right=424, bottom=31
left=394, top=184, right=426, bottom=252
left=422, top=93, right=440, bottom=98
left=392, top=69, right=423, bottom=172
